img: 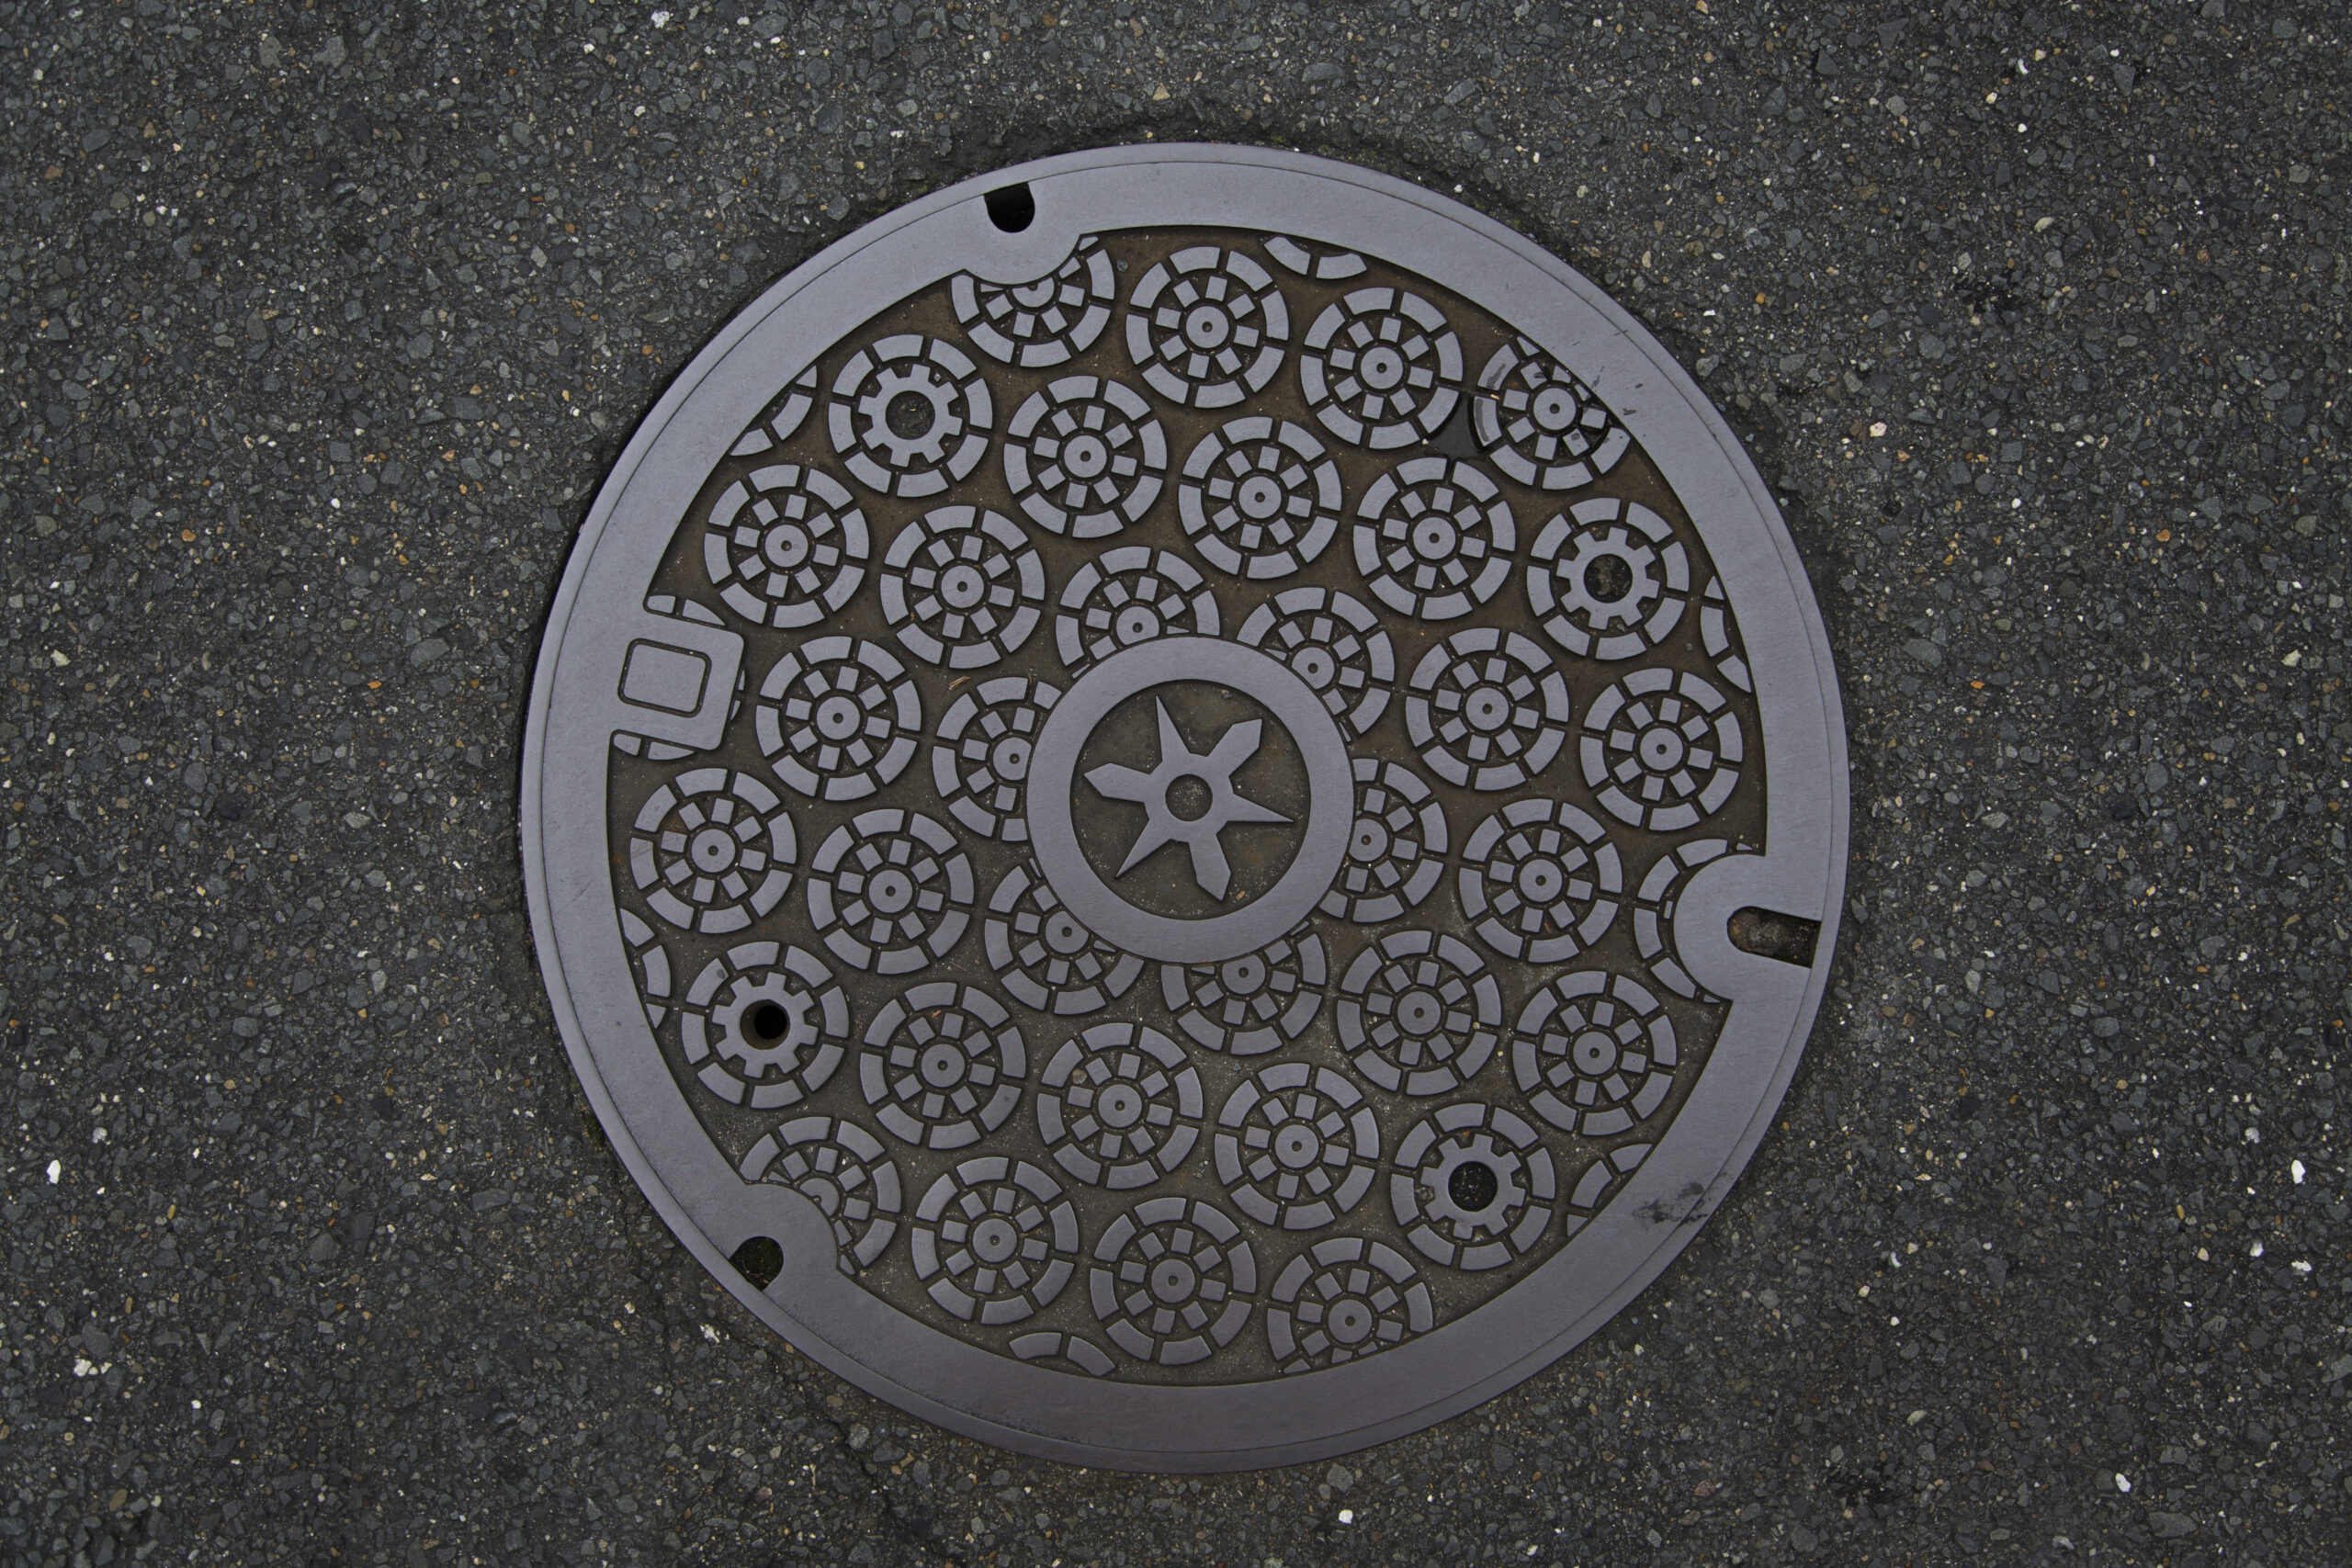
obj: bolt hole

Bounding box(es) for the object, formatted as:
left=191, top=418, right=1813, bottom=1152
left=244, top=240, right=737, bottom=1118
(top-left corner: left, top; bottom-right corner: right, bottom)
left=749, top=1001, right=791, bottom=1043
left=1727, top=907, right=1821, bottom=966
left=1583, top=553, right=1635, bottom=604
left=884, top=390, right=934, bottom=438
left=729, top=1235, right=783, bottom=1291
left=1447, top=1160, right=1499, bottom=1213
left=984, top=181, right=1035, bottom=233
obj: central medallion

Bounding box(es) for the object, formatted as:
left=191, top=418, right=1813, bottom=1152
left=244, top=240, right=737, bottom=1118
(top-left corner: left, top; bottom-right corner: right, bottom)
left=1083, top=696, right=1291, bottom=900
left=1028, top=637, right=1352, bottom=964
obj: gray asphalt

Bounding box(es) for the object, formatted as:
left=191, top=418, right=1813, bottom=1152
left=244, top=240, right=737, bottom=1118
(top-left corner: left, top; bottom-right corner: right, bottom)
left=3, top=2, right=2347, bottom=1565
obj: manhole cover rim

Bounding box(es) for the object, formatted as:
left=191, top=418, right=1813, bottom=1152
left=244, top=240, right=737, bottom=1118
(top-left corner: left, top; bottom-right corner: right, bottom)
left=523, top=143, right=1849, bottom=1471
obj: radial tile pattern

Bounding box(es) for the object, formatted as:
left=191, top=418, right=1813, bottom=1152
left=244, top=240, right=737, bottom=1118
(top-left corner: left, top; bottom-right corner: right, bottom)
left=531, top=149, right=1845, bottom=1470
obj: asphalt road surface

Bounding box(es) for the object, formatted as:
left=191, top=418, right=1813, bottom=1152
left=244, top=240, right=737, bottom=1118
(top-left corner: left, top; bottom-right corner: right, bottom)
left=3, top=2, right=2347, bottom=1565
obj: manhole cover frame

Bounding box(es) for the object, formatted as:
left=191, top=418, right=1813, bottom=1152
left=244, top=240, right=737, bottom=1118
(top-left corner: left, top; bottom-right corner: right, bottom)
left=523, top=144, right=1848, bottom=1472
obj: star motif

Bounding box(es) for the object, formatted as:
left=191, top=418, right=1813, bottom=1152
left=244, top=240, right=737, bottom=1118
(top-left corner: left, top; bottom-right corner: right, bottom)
left=1084, top=700, right=1291, bottom=900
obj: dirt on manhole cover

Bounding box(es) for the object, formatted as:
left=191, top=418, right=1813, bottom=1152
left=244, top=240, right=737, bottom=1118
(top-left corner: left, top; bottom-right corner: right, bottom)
left=523, top=146, right=1849, bottom=1471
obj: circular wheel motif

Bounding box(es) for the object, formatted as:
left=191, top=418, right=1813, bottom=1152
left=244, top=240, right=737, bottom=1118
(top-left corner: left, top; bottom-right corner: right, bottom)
left=1266, top=1237, right=1431, bottom=1373
left=1580, top=668, right=1745, bottom=831
left=1036, top=1022, right=1204, bottom=1190
left=859, top=982, right=1026, bottom=1150
left=1563, top=1143, right=1654, bottom=1241
left=1261, top=234, right=1367, bottom=281
left=1699, top=575, right=1753, bottom=693
left=702, top=463, right=870, bottom=629
left=1321, top=759, right=1448, bottom=924
left=1512, top=969, right=1679, bottom=1138
left=806, top=808, right=975, bottom=975
left=618, top=908, right=673, bottom=1031
left=1389, top=1102, right=1557, bottom=1270
left=1159, top=930, right=1329, bottom=1056
left=878, top=505, right=1046, bottom=670
left=680, top=941, right=849, bottom=1110
left=1457, top=798, right=1623, bottom=964
left=828, top=333, right=993, bottom=498
left=1352, top=457, right=1514, bottom=620
left=1091, top=1197, right=1258, bottom=1366
left=1300, top=287, right=1463, bottom=448
left=1526, top=497, right=1690, bottom=660
left=911, top=1156, right=1080, bottom=1325
left=982, top=863, right=1145, bottom=1015
left=754, top=637, right=922, bottom=802
left=729, top=363, right=819, bottom=458
left=628, top=766, right=796, bottom=934
left=1177, top=416, right=1343, bottom=580
left=1335, top=930, right=1500, bottom=1096
left=1404, top=627, right=1572, bottom=792
left=1213, top=1062, right=1380, bottom=1230
left=1634, top=838, right=1740, bottom=1002
left=740, top=1116, right=902, bottom=1273
left=1471, top=336, right=1630, bottom=490
left=1009, top=1331, right=1116, bottom=1378
left=1054, top=546, right=1220, bottom=668
left=930, top=674, right=1060, bottom=842
left=1002, top=375, right=1168, bottom=538
left=1125, top=245, right=1290, bottom=409
left=1235, top=586, right=1394, bottom=739
left=951, top=238, right=1115, bottom=368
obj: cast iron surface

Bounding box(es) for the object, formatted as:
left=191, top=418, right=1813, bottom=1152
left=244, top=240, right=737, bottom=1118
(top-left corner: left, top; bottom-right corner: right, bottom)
left=524, top=146, right=1847, bottom=1468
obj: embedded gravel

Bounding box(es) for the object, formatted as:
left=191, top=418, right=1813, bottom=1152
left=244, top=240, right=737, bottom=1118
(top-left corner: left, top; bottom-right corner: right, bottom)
left=3, top=2, right=2347, bottom=1566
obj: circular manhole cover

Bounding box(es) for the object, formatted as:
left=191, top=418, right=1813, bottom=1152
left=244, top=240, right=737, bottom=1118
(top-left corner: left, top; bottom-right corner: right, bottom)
left=524, top=146, right=1847, bottom=1470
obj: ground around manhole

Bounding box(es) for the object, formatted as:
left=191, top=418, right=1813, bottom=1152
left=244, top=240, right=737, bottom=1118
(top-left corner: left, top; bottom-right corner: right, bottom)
left=1, top=5, right=2346, bottom=1567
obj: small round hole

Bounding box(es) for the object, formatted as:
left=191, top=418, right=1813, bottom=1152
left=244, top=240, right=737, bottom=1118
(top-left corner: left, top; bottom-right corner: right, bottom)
left=884, top=390, right=934, bottom=437
left=1447, top=1160, right=1499, bottom=1213
left=749, top=1002, right=791, bottom=1043
left=984, top=182, right=1035, bottom=233
left=1583, top=553, right=1635, bottom=604
left=729, top=1235, right=783, bottom=1291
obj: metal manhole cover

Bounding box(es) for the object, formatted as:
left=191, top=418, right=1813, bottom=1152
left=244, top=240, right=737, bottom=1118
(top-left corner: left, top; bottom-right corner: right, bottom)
left=523, top=146, right=1848, bottom=1471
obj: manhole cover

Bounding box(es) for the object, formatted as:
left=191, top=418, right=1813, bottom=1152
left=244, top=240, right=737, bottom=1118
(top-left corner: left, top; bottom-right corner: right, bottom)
left=524, top=147, right=1847, bottom=1470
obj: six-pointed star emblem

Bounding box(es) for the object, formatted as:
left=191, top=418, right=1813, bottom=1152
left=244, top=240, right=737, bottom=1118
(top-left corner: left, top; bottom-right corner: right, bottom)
left=1083, top=700, right=1291, bottom=899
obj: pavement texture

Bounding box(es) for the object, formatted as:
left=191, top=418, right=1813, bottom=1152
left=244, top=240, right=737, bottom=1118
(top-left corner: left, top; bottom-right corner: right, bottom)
left=2, top=1, right=2348, bottom=1565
